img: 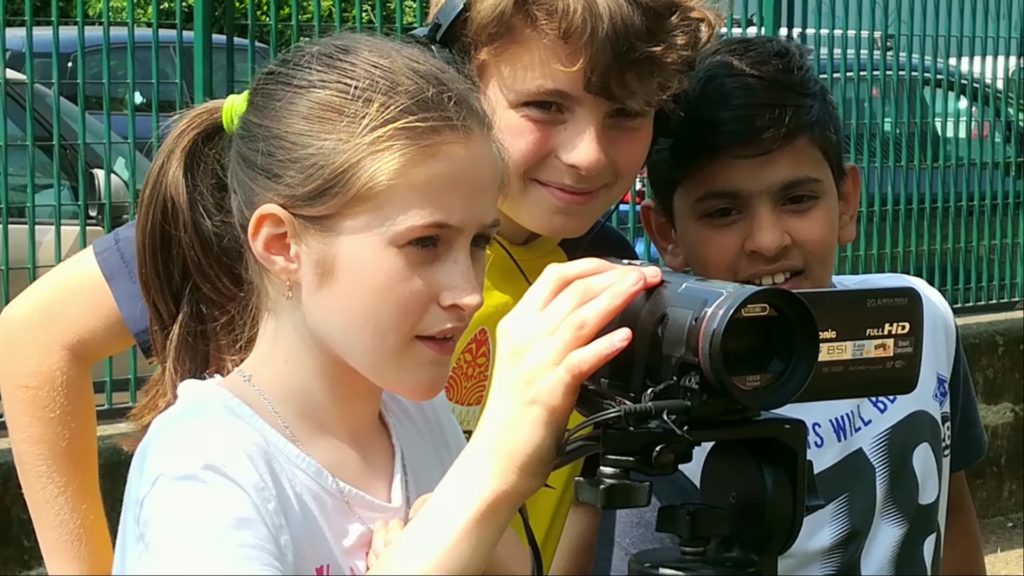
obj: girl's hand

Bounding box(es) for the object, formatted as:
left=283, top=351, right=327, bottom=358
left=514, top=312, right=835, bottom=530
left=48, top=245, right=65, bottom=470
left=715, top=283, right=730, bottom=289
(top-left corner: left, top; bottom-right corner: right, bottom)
left=364, top=262, right=660, bottom=576
left=366, top=494, right=431, bottom=571
left=367, top=519, right=404, bottom=572
left=473, top=258, right=662, bottom=500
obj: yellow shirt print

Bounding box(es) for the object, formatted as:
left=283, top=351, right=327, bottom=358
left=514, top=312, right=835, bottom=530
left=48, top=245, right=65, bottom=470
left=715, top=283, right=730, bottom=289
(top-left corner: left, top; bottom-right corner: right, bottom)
left=445, top=236, right=587, bottom=572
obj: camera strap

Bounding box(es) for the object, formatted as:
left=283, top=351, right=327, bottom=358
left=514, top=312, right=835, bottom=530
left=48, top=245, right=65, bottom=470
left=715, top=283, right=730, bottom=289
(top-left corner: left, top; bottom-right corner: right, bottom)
left=492, top=237, right=536, bottom=288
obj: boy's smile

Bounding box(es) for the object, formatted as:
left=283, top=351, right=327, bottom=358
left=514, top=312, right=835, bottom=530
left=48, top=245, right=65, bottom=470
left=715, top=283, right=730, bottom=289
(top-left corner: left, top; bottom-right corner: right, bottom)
left=477, top=26, right=654, bottom=243
left=643, top=137, right=862, bottom=290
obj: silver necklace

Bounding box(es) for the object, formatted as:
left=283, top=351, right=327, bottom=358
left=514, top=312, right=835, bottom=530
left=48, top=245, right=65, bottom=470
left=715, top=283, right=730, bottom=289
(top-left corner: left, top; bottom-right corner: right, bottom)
left=236, top=368, right=411, bottom=529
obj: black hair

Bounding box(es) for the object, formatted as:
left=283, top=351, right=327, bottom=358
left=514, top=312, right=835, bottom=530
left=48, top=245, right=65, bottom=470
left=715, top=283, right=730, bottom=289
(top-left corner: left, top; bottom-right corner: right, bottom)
left=647, top=35, right=846, bottom=218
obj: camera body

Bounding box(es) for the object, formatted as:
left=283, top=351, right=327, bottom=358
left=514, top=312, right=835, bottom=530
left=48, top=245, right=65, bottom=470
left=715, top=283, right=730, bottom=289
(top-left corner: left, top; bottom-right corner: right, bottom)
left=580, top=263, right=924, bottom=425
left=570, top=265, right=926, bottom=575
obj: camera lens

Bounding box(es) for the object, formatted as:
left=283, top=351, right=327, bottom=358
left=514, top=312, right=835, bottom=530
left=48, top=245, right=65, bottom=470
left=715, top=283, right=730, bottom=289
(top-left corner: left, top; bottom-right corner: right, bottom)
left=705, top=288, right=818, bottom=411
left=721, top=312, right=792, bottom=390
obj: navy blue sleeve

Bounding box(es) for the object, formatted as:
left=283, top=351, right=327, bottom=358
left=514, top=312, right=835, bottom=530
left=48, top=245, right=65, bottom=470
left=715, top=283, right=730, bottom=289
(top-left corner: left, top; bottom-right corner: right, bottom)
left=559, top=219, right=639, bottom=261
left=948, top=330, right=988, bottom=473
left=93, top=220, right=152, bottom=358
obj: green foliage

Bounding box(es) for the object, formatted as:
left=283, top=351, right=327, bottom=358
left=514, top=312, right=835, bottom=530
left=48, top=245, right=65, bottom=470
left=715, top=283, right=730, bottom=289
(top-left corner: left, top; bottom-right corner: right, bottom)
left=4, top=0, right=427, bottom=50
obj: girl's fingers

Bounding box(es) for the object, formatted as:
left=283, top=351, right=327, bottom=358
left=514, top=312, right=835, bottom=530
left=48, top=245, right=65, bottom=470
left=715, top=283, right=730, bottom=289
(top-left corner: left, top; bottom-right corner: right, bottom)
left=386, top=519, right=403, bottom=547
left=554, top=267, right=658, bottom=338
left=409, top=493, right=431, bottom=519
left=540, top=267, right=645, bottom=336
left=553, top=327, right=634, bottom=400
left=515, top=258, right=620, bottom=312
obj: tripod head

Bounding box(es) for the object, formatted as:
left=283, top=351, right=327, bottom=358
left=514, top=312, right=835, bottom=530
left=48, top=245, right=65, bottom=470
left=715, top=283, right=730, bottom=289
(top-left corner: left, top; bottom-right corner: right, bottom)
left=576, top=412, right=818, bottom=575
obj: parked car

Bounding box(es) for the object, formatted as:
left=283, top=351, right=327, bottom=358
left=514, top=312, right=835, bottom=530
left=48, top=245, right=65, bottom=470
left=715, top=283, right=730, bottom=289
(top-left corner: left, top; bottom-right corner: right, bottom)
left=4, top=26, right=271, bottom=154
left=1, top=67, right=153, bottom=419
left=817, top=50, right=1022, bottom=306
left=818, top=49, right=1022, bottom=186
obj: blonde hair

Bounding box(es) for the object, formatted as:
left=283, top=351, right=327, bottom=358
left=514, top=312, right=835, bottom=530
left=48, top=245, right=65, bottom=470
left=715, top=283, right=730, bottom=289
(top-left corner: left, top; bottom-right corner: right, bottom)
left=430, top=0, right=722, bottom=111
left=130, top=32, right=498, bottom=437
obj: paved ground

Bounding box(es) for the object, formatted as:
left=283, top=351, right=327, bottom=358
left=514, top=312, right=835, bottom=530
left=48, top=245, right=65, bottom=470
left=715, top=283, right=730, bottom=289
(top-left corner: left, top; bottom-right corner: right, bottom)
left=983, top=513, right=1023, bottom=575
left=17, top=513, right=1024, bottom=575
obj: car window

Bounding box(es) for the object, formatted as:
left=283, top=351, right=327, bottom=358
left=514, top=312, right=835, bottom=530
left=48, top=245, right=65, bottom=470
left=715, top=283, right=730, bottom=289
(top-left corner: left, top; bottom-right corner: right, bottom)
left=4, top=49, right=25, bottom=72
left=26, top=56, right=56, bottom=82
left=210, top=46, right=269, bottom=98
left=825, top=71, right=940, bottom=165
left=922, top=80, right=1018, bottom=162
left=173, top=44, right=270, bottom=99
left=29, top=82, right=151, bottom=194
left=1, top=90, right=77, bottom=221
left=74, top=44, right=182, bottom=114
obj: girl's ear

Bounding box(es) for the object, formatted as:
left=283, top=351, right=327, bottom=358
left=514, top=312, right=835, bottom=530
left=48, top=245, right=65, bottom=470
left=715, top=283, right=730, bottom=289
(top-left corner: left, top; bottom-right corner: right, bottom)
left=248, top=204, right=303, bottom=293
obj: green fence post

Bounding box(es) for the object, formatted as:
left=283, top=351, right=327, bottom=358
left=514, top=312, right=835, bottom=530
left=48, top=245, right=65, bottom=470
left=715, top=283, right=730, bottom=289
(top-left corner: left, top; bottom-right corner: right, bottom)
left=396, top=0, right=404, bottom=37
left=0, top=0, right=8, bottom=305
left=193, top=0, right=214, bottom=103
left=761, top=0, right=781, bottom=36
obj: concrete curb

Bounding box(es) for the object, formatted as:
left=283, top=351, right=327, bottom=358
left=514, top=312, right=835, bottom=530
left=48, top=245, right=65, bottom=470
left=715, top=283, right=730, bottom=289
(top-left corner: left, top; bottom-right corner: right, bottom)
left=958, top=311, right=1024, bottom=521
left=0, top=425, right=134, bottom=574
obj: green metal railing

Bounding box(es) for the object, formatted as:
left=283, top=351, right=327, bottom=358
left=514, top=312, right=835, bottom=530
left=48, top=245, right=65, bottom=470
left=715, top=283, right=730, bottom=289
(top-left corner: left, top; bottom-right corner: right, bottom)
left=614, top=0, right=1023, bottom=311
left=1, top=0, right=1021, bottom=423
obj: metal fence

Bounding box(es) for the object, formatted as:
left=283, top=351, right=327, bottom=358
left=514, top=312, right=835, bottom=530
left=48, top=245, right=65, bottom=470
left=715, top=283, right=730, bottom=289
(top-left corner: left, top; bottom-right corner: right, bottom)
left=617, top=0, right=1024, bottom=313
left=1, top=0, right=1021, bottom=423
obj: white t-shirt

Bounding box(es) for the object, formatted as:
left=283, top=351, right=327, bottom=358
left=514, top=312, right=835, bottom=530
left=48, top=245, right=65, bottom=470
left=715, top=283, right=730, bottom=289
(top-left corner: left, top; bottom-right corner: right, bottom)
left=682, top=273, right=957, bottom=575
left=112, top=377, right=467, bottom=575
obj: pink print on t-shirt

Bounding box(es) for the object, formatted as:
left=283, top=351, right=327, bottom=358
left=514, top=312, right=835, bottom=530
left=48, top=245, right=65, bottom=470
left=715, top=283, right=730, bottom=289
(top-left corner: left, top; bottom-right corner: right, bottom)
left=314, top=564, right=359, bottom=576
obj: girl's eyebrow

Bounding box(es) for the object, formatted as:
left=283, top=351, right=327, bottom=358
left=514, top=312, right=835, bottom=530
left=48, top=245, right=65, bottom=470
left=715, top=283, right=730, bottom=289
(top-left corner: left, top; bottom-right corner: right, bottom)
left=400, top=218, right=503, bottom=232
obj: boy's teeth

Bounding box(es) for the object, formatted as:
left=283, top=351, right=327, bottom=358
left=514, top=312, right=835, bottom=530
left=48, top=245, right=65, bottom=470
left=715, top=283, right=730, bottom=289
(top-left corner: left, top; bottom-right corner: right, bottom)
left=754, top=272, right=793, bottom=286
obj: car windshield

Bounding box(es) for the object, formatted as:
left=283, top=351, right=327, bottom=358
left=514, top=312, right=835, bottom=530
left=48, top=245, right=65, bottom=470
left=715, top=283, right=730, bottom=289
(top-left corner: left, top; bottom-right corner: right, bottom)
left=825, top=69, right=1020, bottom=164
left=31, top=81, right=151, bottom=191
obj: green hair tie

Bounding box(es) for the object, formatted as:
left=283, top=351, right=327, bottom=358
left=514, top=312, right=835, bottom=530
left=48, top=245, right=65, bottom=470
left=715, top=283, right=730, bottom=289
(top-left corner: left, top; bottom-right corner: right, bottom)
left=222, top=90, right=250, bottom=135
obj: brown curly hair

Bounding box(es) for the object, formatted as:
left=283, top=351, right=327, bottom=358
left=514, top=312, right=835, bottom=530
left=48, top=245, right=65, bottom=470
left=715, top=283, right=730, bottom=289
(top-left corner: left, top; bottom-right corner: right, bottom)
left=430, top=0, right=722, bottom=111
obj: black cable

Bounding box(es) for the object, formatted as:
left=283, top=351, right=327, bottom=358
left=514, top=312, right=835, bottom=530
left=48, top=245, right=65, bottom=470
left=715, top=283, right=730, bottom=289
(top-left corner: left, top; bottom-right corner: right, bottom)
left=559, top=400, right=694, bottom=468
left=492, top=237, right=534, bottom=287
left=565, top=409, right=625, bottom=440
left=518, top=505, right=544, bottom=576
left=565, top=398, right=692, bottom=443
left=618, top=399, right=691, bottom=422
left=573, top=200, right=619, bottom=256
left=554, top=440, right=602, bottom=470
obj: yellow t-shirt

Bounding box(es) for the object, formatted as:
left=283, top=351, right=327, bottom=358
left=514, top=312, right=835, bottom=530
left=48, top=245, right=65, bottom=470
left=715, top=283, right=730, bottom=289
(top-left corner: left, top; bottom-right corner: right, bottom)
left=445, top=223, right=637, bottom=572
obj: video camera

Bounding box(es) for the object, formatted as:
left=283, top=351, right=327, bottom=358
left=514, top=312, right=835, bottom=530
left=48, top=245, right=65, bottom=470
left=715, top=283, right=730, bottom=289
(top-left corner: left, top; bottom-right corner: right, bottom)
left=562, top=264, right=925, bottom=575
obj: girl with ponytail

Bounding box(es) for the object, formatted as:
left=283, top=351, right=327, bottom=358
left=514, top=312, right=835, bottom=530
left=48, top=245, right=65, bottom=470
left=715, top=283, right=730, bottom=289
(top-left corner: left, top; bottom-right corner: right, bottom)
left=112, top=31, right=660, bottom=575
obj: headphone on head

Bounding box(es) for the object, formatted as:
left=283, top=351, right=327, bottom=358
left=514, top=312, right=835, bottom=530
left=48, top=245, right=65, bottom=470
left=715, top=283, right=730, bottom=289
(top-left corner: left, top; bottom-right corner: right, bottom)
left=408, top=0, right=683, bottom=164
left=406, top=0, right=470, bottom=66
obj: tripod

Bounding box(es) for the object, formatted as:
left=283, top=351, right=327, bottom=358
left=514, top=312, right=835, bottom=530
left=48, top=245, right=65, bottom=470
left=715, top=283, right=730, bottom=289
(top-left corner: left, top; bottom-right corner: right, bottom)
left=576, top=414, right=819, bottom=575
